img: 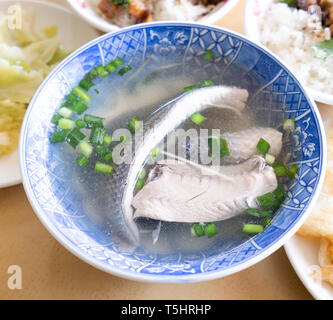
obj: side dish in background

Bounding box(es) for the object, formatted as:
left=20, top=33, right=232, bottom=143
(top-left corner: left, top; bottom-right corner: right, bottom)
left=255, top=0, right=333, bottom=95
left=0, top=10, right=69, bottom=157
left=297, top=118, right=333, bottom=287
left=95, top=0, right=228, bottom=26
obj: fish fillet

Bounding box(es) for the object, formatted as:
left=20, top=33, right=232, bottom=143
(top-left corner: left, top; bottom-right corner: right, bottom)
left=107, top=85, right=249, bottom=244
left=132, top=156, right=278, bottom=223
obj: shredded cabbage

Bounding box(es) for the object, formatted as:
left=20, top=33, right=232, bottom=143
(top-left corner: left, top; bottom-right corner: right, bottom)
left=0, top=9, right=70, bottom=156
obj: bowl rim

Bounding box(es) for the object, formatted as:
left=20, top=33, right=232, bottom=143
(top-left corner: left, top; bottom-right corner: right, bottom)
left=243, top=0, right=333, bottom=106
left=19, top=21, right=327, bottom=283
left=66, top=0, right=241, bottom=33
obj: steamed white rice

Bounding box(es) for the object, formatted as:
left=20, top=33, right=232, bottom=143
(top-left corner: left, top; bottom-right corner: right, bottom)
left=258, top=1, right=333, bottom=95
left=91, top=0, right=215, bottom=27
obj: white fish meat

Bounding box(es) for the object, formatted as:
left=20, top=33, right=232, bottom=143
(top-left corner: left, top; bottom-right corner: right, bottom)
left=107, top=85, right=249, bottom=245
left=132, top=156, right=278, bottom=223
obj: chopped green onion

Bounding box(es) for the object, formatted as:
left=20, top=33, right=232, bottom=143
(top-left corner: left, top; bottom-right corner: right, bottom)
left=58, top=118, right=74, bottom=131
left=242, top=224, right=264, bottom=234
left=273, top=187, right=286, bottom=203
left=105, top=63, right=117, bottom=74
left=190, top=112, right=206, bottom=125
left=95, top=144, right=109, bottom=156
left=79, top=79, right=94, bottom=90
left=128, top=116, right=142, bottom=133
left=90, top=127, right=106, bottom=145
left=66, top=128, right=86, bottom=149
left=94, top=89, right=99, bottom=94
left=151, top=147, right=160, bottom=158
left=118, top=65, right=132, bottom=76
left=78, top=141, right=93, bottom=158
left=245, top=208, right=272, bottom=218
left=65, top=92, right=78, bottom=104
left=191, top=223, right=205, bottom=237
left=274, top=164, right=288, bottom=177
left=265, top=153, right=275, bottom=165
left=287, top=164, right=299, bottom=179
left=208, top=135, right=230, bottom=158
left=51, top=114, right=62, bottom=125
left=84, top=114, right=104, bottom=128
left=103, top=152, right=113, bottom=163
left=257, top=192, right=280, bottom=210
left=70, top=101, right=88, bottom=115
left=184, top=85, right=197, bottom=92
left=75, top=119, right=85, bottom=129
left=203, top=50, right=214, bottom=61
left=204, top=223, right=219, bottom=238
left=256, top=137, right=270, bottom=155
left=119, top=135, right=129, bottom=143
left=96, top=65, right=108, bottom=77
left=85, top=68, right=99, bottom=81
left=113, top=58, right=124, bottom=67
left=135, top=180, right=145, bottom=189
left=50, top=131, right=67, bottom=143
left=58, top=107, right=73, bottom=118
left=263, top=217, right=272, bottom=227
left=138, top=168, right=147, bottom=180
left=76, top=155, right=89, bottom=167
left=283, top=118, right=295, bottom=131
left=103, top=134, right=113, bottom=146
left=73, top=86, right=91, bottom=104
left=199, top=80, right=214, bottom=87
left=94, top=162, right=114, bottom=174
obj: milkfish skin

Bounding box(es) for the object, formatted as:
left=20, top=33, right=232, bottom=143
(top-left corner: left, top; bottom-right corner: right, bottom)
left=221, top=127, right=283, bottom=163
left=132, top=156, right=278, bottom=223
left=106, top=85, right=249, bottom=245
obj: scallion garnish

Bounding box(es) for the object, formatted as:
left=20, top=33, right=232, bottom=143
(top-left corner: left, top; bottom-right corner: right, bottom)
left=50, top=131, right=67, bottom=143
left=283, top=118, right=295, bottom=131
left=135, top=180, right=145, bottom=189
left=76, top=155, right=89, bottom=167
left=73, top=86, right=91, bottom=104
left=85, top=68, right=99, bottom=81
left=190, top=112, right=206, bottom=125
left=257, top=192, right=280, bottom=210
left=96, top=65, right=108, bottom=77
left=58, top=118, right=74, bottom=131
left=287, top=164, right=299, bottom=179
left=245, top=208, right=272, bottom=218
left=78, top=141, right=93, bottom=158
left=273, top=187, right=286, bottom=203
left=199, top=80, right=214, bottom=87
left=204, top=223, right=219, bottom=238
left=51, top=114, right=62, bottom=125
left=274, top=164, right=288, bottom=177
left=256, top=137, right=270, bottom=155
left=118, top=65, right=132, bottom=76
left=265, top=153, right=275, bottom=165
left=79, top=79, right=94, bottom=90
left=242, top=224, right=264, bottom=234
left=66, top=128, right=86, bottom=149
left=58, top=107, right=73, bottom=118
left=95, top=144, right=109, bottom=156
left=208, top=135, right=230, bottom=158
left=90, top=127, right=106, bottom=145
left=103, top=152, right=113, bottom=163
left=191, top=223, right=205, bottom=237
left=103, top=134, right=113, bottom=146
left=113, top=58, right=124, bottom=67
left=94, top=162, right=114, bottom=174
left=65, top=92, right=78, bottom=104
left=184, top=85, right=197, bottom=92
left=138, top=168, right=147, bottom=180
left=263, top=217, right=272, bottom=227
left=84, top=114, right=104, bottom=128
left=75, top=119, right=85, bottom=129
left=151, top=147, right=160, bottom=158
left=70, top=101, right=88, bottom=115
left=128, top=117, right=142, bottom=133
left=203, top=50, right=214, bottom=61
left=105, top=63, right=117, bottom=74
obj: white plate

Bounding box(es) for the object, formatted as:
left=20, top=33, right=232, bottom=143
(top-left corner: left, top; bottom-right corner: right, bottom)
left=243, top=0, right=333, bottom=106
left=66, top=0, right=240, bottom=33
left=0, top=0, right=99, bottom=188
left=285, top=236, right=333, bottom=300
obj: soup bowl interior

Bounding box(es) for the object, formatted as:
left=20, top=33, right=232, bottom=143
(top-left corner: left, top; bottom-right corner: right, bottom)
left=20, top=22, right=326, bottom=282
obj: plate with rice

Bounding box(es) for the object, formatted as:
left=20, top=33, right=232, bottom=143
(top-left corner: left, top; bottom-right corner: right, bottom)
left=0, top=0, right=98, bottom=188
left=244, top=0, right=333, bottom=105
left=66, top=0, right=240, bottom=33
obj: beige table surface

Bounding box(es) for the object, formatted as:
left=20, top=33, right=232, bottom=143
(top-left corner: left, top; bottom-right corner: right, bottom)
left=1, top=0, right=331, bottom=300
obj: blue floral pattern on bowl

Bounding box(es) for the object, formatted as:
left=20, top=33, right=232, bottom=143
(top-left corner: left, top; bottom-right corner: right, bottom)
left=20, top=23, right=326, bottom=282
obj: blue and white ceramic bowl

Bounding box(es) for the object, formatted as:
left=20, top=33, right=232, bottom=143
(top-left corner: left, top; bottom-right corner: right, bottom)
left=20, top=22, right=326, bottom=283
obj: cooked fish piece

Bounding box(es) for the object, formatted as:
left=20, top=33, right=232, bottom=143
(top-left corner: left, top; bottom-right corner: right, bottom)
left=128, top=0, right=150, bottom=21
left=221, top=127, right=283, bottom=163
left=107, top=85, right=249, bottom=244
left=132, top=156, right=277, bottom=222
